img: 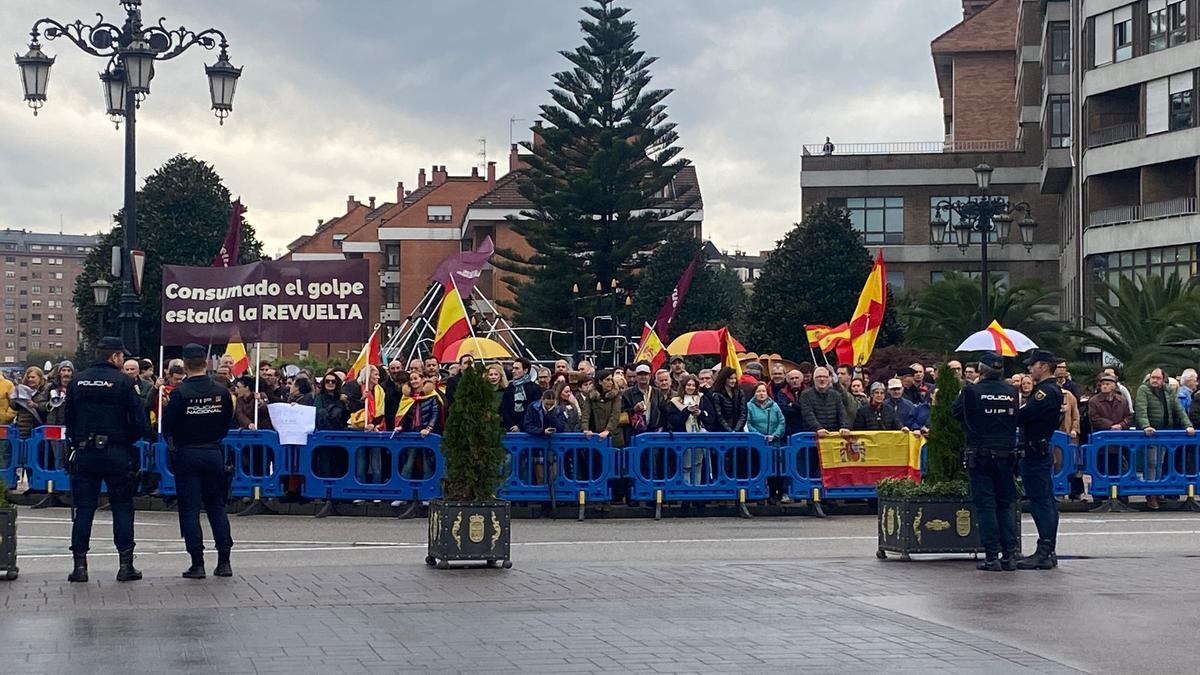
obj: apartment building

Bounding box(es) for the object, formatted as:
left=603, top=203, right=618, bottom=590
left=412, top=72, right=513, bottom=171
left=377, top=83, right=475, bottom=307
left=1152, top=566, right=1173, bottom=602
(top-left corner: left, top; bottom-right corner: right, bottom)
left=1041, top=0, right=1199, bottom=322
left=801, top=0, right=1061, bottom=300
left=0, top=229, right=99, bottom=365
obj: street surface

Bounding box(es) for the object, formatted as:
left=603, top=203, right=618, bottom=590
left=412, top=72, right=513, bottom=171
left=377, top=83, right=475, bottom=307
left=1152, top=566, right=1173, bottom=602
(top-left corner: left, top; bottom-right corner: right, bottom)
left=4, top=507, right=1199, bottom=673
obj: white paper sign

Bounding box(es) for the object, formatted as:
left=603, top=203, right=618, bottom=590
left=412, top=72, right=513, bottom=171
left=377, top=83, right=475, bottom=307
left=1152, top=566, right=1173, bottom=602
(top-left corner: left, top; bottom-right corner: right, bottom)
left=267, top=403, right=316, bottom=446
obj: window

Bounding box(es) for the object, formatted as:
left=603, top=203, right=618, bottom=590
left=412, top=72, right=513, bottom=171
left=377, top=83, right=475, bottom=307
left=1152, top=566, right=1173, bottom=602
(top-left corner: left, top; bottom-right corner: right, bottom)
left=833, top=197, right=904, bottom=244
left=29, top=328, right=40, bottom=336
left=385, top=244, right=400, bottom=267
left=50, top=272, right=62, bottom=280
left=3, top=271, right=12, bottom=279
left=1166, top=0, right=1189, bottom=48
left=1113, top=6, right=1133, bottom=61
left=4, top=342, right=13, bottom=350
left=30, top=313, right=40, bottom=321
left=1049, top=94, right=1071, bottom=148
left=1049, top=22, right=1070, bottom=74
left=2, top=313, right=12, bottom=322
left=30, top=257, right=40, bottom=265
left=47, top=300, right=61, bottom=309
left=1151, top=1, right=1170, bottom=52
left=1094, top=245, right=1198, bottom=302
left=48, top=286, right=62, bottom=295
left=1170, top=72, right=1194, bottom=131
left=30, top=341, right=40, bottom=349
left=427, top=205, right=452, bottom=223
left=29, top=244, right=41, bottom=251
left=930, top=196, right=1008, bottom=243
left=3, top=300, right=13, bottom=307
left=3, top=285, right=13, bottom=294
left=30, top=299, right=41, bottom=308
left=30, top=272, right=40, bottom=279
left=332, top=234, right=346, bottom=249
left=3, top=256, right=13, bottom=265
left=885, top=271, right=905, bottom=296
left=3, top=328, right=12, bottom=336
left=29, top=286, right=40, bottom=294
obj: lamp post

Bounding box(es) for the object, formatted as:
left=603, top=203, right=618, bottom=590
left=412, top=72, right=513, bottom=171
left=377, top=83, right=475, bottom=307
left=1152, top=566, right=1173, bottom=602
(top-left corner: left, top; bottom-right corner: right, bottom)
left=16, top=1, right=242, bottom=356
left=91, top=278, right=112, bottom=337
left=929, top=163, right=1038, bottom=329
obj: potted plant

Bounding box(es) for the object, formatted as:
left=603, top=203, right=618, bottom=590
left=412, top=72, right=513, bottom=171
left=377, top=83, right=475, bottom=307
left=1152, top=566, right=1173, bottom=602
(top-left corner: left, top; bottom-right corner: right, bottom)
left=876, top=364, right=1020, bottom=560
left=0, top=477, right=17, bottom=580
left=426, top=364, right=511, bottom=569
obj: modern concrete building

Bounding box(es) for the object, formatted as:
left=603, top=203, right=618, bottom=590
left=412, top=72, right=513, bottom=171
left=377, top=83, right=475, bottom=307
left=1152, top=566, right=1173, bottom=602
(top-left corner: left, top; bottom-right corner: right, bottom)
left=801, top=0, right=1062, bottom=301
left=0, top=229, right=99, bottom=365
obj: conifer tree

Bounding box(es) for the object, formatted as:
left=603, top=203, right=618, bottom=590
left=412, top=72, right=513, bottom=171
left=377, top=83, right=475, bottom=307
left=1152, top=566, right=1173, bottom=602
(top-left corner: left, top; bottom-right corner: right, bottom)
left=440, top=364, right=506, bottom=501
left=495, top=0, right=698, bottom=329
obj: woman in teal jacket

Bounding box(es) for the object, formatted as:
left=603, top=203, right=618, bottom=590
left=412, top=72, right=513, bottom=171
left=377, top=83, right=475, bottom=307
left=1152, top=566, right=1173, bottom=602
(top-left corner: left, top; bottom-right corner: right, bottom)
left=746, top=382, right=785, bottom=442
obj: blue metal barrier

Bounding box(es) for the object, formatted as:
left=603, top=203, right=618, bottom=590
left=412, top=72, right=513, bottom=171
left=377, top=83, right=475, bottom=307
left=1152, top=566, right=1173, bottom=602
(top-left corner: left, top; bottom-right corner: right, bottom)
left=223, top=429, right=287, bottom=499
left=499, top=433, right=615, bottom=506
left=148, top=436, right=176, bottom=497
left=1050, top=430, right=1077, bottom=497
left=626, top=432, right=771, bottom=514
left=298, top=431, right=444, bottom=502
left=780, top=433, right=821, bottom=502
left=0, top=424, right=20, bottom=489
left=1084, top=430, right=1200, bottom=500
left=24, top=425, right=71, bottom=494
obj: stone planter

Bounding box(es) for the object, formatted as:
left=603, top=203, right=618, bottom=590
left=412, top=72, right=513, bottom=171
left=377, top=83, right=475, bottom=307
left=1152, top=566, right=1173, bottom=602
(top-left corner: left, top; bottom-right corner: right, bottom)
left=426, top=499, right=511, bottom=569
left=0, top=508, right=17, bottom=581
left=876, top=496, right=1020, bottom=560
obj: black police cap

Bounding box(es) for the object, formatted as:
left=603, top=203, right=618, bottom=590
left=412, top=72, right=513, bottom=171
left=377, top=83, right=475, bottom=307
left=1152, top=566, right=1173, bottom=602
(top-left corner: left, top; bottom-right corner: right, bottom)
left=181, top=343, right=207, bottom=359
left=1023, top=349, right=1058, bottom=366
left=97, top=336, right=130, bottom=355
left=977, top=351, right=1003, bottom=368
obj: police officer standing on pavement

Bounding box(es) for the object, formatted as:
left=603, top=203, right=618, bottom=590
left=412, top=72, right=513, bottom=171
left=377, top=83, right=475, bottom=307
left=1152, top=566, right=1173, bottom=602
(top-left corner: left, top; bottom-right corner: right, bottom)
left=163, top=343, right=235, bottom=579
left=952, top=351, right=1020, bottom=571
left=1016, top=349, right=1064, bottom=570
left=64, top=337, right=147, bottom=583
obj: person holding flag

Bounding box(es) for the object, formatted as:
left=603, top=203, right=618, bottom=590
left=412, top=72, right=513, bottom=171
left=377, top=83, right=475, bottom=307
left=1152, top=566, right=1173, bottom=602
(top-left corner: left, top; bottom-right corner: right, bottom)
left=396, top=369, right=443, bottom=482
left=633, top=323, right=666, bottom=372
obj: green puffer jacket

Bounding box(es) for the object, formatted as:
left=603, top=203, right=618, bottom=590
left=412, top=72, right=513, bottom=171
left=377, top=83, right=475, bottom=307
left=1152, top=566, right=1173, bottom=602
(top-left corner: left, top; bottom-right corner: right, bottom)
left=1134, top=382, right=1190, bottom=430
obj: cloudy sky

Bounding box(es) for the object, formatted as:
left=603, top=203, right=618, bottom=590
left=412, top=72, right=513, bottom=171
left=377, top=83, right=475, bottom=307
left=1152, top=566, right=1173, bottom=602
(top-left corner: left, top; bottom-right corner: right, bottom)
left=2, top=0, right=962, bottom=257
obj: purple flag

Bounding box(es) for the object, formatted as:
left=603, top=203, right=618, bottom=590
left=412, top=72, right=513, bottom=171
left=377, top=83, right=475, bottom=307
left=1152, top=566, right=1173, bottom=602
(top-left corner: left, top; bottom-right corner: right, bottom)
left=212, top=198, right=244, bottom=268
left=653, top=251, right=701, bottom=341
left=430, top=236, right=495, bottom=297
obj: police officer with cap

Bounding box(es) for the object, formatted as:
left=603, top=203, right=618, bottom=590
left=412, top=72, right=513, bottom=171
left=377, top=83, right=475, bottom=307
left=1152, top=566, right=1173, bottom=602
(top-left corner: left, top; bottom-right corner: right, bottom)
left=1016, top=348, right=1064, bottom=570
left=64, top=336, right=147, bottom=582
left=952, top=351, right=1019, bottom=571
left=163, top=343, right=235, bottom=579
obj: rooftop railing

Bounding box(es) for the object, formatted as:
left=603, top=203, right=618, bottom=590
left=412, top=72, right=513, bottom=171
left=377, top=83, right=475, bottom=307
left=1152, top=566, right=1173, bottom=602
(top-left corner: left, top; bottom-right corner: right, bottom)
left=802, top=139, right=1022, bottom=156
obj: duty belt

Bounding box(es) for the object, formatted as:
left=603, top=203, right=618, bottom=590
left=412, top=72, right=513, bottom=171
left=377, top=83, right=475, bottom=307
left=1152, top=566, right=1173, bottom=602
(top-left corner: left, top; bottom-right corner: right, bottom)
left=1021, top=439, right=1051, bottom=457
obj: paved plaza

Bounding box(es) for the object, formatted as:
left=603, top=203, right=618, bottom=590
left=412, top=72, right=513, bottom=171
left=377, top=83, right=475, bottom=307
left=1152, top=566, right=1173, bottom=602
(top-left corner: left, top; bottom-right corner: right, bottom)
left=3, top=508, right=1200, bottom=673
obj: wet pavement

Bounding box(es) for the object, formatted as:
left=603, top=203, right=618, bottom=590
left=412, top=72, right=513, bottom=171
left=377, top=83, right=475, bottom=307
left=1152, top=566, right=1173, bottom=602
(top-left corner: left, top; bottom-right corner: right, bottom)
left=3, top=507, right=1199, bottom=673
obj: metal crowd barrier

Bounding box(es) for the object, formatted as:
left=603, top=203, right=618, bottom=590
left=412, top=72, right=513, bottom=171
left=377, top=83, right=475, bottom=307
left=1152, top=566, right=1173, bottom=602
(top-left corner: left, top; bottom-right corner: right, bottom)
left=298, top=431, right=444, bottom=517
left=499, top=432, right=615, bottom=520
left=1050, top=430, right=1077, bottom=497
left=0, top=425, right=20, bottom=489
left=780, top=432, right=822, bottom=507
left=626, top=432, right=771, bottom=519
left=1083, top=430, right=1200, bottom=511
left=24, top=425, right=70, bottom=498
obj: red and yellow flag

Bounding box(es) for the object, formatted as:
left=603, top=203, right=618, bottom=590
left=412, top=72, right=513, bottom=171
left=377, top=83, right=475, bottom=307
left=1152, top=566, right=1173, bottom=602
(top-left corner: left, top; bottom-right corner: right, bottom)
left=226, top=336, right=249, bottom=376
left=346, top=324, right=383, bottom=383
left=805, top=324, right=832, bottom=348
left=432, top=285, right=471, bottom=363
left=818, top=431, right=922, bottom=488
left=848, top=252, right=887, bottom=366
left=985, top=320, right=1019, bottom=356
left=718, top=326, right=742, bottom=378
left=634, top=323, right=666, bottom=371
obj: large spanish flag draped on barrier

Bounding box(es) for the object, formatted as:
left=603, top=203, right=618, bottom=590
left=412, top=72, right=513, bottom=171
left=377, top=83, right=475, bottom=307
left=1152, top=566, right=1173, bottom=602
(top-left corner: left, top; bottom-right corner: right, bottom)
left=432, top=284, right=471, bottom=363
left=818, top=431, right=922, bottom=487
left=848, top=252, right=886, bottom=366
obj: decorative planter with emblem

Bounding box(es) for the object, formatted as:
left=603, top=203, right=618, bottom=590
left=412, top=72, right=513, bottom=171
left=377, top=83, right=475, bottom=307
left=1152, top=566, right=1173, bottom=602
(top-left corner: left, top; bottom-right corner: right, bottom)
left=0, top=507, right=17, bottom=581
left=876, top=496, right=1020, bottom=560
left=426, top=499, right=511, bottom=569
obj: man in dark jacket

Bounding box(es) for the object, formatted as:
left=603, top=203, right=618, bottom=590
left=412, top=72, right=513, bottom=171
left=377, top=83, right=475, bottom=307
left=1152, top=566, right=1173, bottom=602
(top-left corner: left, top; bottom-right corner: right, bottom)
left=501, top=358, right=542, bottom=431
left=853, top=382, right=906, bottom=431
left=800, top=367, right=851, bottom=437
left=885, top=378, right=918, bottom=428
left=622, top=363, right=665, bottom=436
left=775, top=369, right=807, bottom=437
left=898, top=366, right=928, bottom=405
left=381, top=360, right=407, bottom=431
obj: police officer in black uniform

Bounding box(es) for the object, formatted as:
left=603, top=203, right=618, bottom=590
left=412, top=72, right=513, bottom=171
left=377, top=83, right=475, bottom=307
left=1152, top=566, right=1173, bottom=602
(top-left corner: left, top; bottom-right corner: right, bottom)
left=63, top=337, right=147, bottom=583
left=163, top=343, right=235, bottom=579
left=1017, top=349, right=1064, bottom=570
left=952, top=351, right=1019, bottom=571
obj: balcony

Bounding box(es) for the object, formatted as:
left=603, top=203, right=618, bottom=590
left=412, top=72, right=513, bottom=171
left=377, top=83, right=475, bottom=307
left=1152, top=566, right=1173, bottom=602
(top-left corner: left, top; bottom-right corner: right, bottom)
left=1088, top=197, right=1198, bottom=228
left=1088, top=121, right=1139, bottom=148
left=801, top=140, right=1022, bottom=156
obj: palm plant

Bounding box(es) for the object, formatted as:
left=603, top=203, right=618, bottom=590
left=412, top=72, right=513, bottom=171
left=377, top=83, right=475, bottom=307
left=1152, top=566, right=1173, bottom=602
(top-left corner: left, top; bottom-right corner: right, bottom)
left=903, top=273, right=1068, bottom=354
left=1076, top=274, right=1200, bottom=381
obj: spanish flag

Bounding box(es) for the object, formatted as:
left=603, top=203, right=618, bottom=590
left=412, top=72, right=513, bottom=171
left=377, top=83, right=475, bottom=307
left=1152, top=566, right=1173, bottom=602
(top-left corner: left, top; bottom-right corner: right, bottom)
left=815, top=323, right=851, bottom=353
left=818, top=431, right=922, bottom=488
left=848, top=252, right=886, bottom=366
left=225, top=334, right=249, bottom=376
left=346, top=324, right=383, bottom=383
left=986, top=320, right=1019, bottom=357
left=432, top=284, right=471, bottom=363
left=805, top=324, right=832, bottom=348
left=718, top=326, right=742, bottom=378
left=634, top=323, right=666, bottom=371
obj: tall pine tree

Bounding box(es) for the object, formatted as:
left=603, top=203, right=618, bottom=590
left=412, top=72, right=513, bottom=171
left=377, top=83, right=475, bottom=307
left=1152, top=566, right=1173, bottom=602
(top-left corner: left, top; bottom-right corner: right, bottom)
left=494, top=0, right=698, bottom=329
left=747, top=203, right=901, bottom=361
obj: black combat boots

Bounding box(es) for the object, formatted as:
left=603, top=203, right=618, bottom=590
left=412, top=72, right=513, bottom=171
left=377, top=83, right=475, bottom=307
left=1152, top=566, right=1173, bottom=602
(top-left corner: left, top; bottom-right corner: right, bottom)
left=116, top=548, right=142, bottom=581
left=182, top=551, right=206, bottom=579
left=67, top=554, right=88, bottom=583
left=213, top=548, right=232, bottom=578
left=1016, top=540, right=1057, bottom=570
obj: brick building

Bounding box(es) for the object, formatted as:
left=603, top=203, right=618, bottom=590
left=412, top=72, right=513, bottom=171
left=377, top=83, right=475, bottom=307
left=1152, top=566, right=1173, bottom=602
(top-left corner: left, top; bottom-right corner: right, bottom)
left=0, top=229, right=99, bottom=365
left=800, top=0, right=1062, bottom=301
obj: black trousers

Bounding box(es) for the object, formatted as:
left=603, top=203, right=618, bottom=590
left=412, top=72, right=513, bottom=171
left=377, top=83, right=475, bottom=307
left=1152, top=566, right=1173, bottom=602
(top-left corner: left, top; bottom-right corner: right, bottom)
left=70, top=446, right=137, bottom=554
left=175, top=446, right=234, bottom=555
left=967, top=452, right=1019, bottom=556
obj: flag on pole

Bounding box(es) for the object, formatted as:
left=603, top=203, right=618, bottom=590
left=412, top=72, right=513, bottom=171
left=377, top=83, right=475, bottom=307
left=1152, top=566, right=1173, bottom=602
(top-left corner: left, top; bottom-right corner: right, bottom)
left=226, top=336, right=250, bottom=376
left=633, top=323, right=666, bottom=371
left=211, top=198, right=245, bottom=268
left=847, top=251, right=887, bottom=366
left=805, top=324, right=833, bottom=348
left=718, top=326, right=742, bottom=378
left=346, top=324, right=383, bottom=382
left=432, top=284, right=471, bottom=363
left=653, top=251, right=701, bottom=341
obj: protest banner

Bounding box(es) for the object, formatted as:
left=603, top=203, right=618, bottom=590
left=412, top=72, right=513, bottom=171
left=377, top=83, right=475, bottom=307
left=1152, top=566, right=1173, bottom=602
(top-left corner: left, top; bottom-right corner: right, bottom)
left=160, top=259, right=370, bottom=344
left=267, top=403, right=316, bottom=446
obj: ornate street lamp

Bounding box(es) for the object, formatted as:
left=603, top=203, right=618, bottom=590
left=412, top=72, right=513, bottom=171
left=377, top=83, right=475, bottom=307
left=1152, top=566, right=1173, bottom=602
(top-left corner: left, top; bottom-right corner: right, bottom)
left=15, top=1, right=242, bottom=355
left=91, top=278, right=112, bottom=336
left=930, top=163, right=1039, bottom=328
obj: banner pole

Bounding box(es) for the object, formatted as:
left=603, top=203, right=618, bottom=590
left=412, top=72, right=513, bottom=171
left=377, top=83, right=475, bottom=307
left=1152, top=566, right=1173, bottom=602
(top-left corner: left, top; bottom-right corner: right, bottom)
left=157, top=343, right=165, bottom=436
left=253, top=342, right=262, bottom=429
